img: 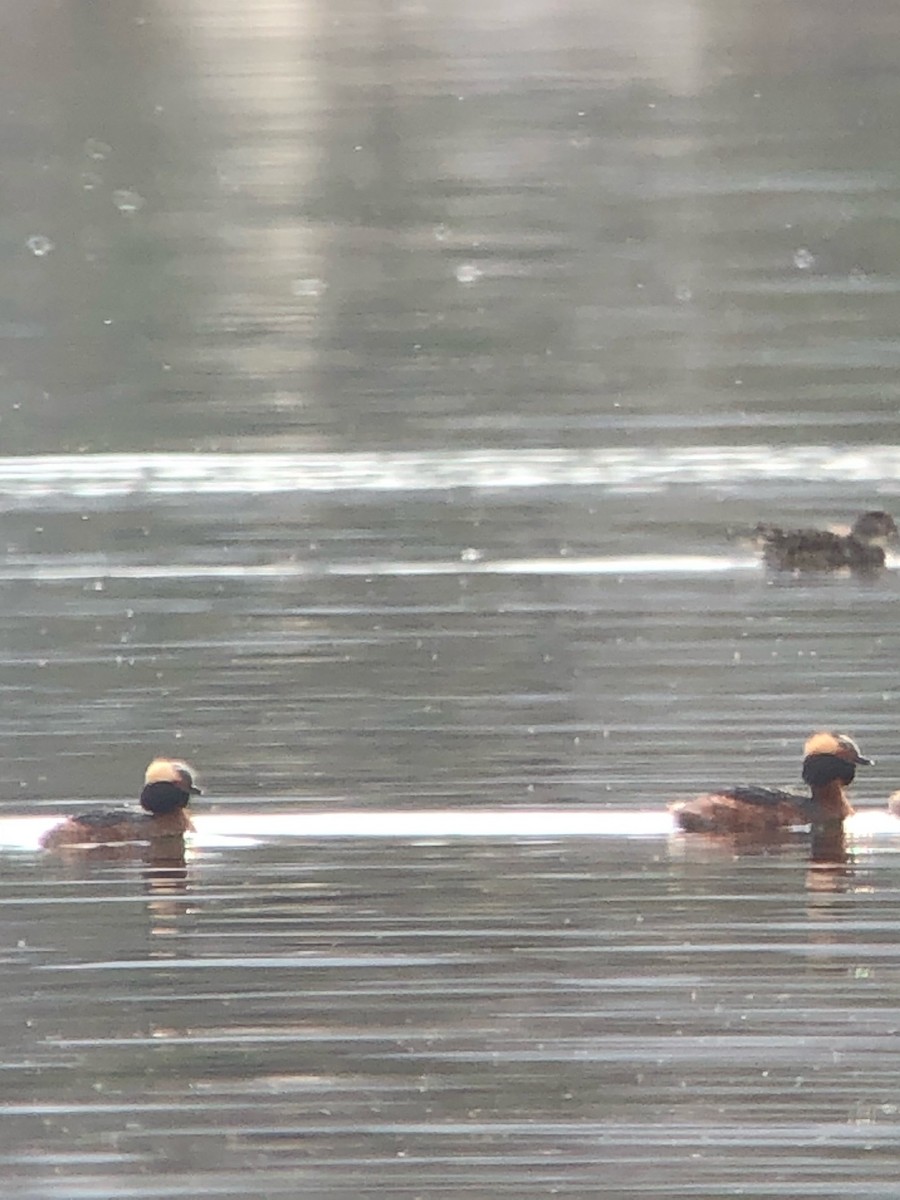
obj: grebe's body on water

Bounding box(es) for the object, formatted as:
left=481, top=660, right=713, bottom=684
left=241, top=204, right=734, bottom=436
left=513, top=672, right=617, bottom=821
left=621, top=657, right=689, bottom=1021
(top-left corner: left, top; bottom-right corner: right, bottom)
left=39, top=758, right=200, bottom=850
left=753, top=510, right=898, bottom=573
left=671, top=732, right=872, bottom=837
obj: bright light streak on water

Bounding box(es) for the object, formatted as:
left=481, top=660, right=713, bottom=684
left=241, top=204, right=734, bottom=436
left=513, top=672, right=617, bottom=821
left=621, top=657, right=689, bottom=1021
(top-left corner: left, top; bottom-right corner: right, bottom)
left=3, top=809, right=897, bottom=852
left=0, top=555, right=758, bottom=582
left=1, top=447, right=900, bottom=507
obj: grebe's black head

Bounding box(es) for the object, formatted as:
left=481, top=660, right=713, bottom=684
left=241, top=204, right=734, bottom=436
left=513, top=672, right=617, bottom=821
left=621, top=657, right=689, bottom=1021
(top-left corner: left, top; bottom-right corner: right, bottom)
left=801, top=732, right=872, bottom=789
left=851, top=511, right=898, bottom=547
left=802, top=754, right=858, bottom=788
left=140, top=781, right=190, bottom=815
left=140, top=758, right=201, bottom=815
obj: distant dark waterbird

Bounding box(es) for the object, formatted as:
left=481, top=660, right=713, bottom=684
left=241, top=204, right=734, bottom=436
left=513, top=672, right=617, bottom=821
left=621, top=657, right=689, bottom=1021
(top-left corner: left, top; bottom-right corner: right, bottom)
left=753, top=510, right=898, bottom=572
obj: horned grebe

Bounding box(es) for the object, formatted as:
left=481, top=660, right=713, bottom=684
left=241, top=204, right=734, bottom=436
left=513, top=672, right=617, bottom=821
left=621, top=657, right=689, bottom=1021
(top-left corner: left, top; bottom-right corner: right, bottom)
left=39, top=758, right=200, bottom=850
left=671, top=732, right=872, bottom=836
left=754, top=511, right=898, bottom=572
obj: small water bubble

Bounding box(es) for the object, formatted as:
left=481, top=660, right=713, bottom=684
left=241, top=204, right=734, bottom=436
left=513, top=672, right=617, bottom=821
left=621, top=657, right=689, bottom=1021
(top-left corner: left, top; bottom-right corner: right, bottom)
left=84, top=138, right=112, bottom=161
left=675, top=284, right=693, bottom=303
left=80, top=171, right=103, bottom=191
left=113, top=189, right=145, bottom=214
left=433, top=223, right=449, bottom=241
left=793, top=247, right=815, bottom=271
left=460, top=547, right=482, bottom=562
left=455, top=262, right=482, bottom=284
left=26, top=235, right=54, bottom=257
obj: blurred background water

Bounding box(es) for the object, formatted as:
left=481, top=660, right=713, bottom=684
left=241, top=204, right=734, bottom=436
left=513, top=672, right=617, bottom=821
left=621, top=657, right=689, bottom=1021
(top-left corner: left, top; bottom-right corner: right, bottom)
left=3, top=0, right=900, bottom=1196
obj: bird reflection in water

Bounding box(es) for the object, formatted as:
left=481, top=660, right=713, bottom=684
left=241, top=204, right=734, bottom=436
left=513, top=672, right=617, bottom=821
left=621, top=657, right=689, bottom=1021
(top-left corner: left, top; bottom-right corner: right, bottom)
left=806, top=823, right=853, bottom=894
left=144, top=856, right=191, bottom=948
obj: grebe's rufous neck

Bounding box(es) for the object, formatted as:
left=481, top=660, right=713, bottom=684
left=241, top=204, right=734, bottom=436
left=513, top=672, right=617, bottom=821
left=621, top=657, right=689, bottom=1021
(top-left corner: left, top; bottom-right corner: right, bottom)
left=40, top=758, right=201, bottom=851
left=753, top=511, right=898, bottom=573
left=671, top=732, right=872, bottom=836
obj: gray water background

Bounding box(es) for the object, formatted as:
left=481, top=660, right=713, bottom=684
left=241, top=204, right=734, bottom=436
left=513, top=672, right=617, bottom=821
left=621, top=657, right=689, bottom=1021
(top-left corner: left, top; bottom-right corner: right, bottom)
left=3, top=0, right=900, bottom=1195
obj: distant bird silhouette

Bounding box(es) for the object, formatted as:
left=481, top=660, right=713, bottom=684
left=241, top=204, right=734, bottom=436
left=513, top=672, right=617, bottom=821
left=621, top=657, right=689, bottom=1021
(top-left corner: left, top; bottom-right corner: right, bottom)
left=753, top=510, right=898, bottom=572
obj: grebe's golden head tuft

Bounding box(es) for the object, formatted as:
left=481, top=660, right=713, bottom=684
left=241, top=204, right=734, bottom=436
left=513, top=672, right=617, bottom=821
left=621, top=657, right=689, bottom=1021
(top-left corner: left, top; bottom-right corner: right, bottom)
left=144, top=758, right=202, bottom=796
left=803, top=732, right=872, bottom=766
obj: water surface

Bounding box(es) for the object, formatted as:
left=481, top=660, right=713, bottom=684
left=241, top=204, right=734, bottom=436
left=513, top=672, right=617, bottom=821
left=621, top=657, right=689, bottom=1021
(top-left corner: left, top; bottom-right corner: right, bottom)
left=4, top=0, right=900, bottom=1196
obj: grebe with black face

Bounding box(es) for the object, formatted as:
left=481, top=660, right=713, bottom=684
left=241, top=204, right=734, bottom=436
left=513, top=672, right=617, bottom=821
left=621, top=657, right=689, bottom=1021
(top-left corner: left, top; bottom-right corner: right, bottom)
left=753, top=511, right=898, bottom=573
left=39, top=758, right=201, bottom=850
left=671, top=732, right=872, bottom=836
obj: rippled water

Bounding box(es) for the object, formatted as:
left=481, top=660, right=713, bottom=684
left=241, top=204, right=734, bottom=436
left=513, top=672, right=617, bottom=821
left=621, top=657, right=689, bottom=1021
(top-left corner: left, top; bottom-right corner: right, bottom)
left=7, top=836, right=900, bottom=1199
left=5, top=0, right=900, bottom=1196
